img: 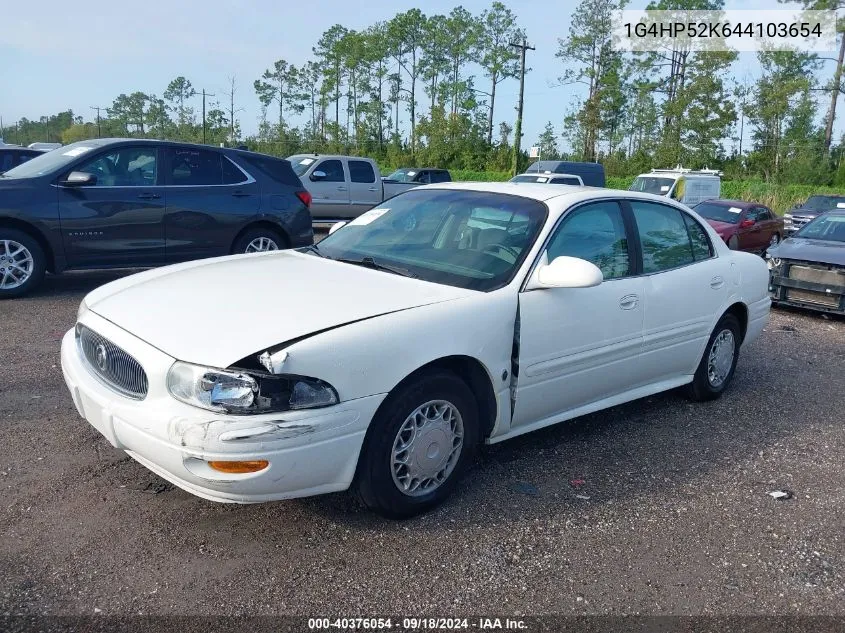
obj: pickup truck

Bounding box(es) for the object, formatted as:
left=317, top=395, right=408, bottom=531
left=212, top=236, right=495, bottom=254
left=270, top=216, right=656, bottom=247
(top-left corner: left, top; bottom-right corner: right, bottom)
left=287, top=154, right=423, bottom=221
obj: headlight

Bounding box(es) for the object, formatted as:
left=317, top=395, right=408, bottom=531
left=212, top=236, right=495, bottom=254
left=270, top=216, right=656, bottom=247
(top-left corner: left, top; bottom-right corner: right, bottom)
left=783, top=214, right=792, bottom=225
left=166, top=361, right=338, bottom=414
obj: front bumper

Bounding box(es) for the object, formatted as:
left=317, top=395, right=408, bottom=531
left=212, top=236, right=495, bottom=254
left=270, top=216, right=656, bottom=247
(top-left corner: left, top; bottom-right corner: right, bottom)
left=769, top=268, right=845, bottom=315
left=60, top=313, right=384, bottom=503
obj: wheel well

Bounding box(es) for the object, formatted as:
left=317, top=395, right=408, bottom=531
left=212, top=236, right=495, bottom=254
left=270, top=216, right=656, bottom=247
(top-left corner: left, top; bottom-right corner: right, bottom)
left=231, top=221, right=289, bottom=253
left=0, top=218, right=57, bottom=272
left=385, top=356, right=498, bottom=441
left=725, top=302, right=748, bottom=343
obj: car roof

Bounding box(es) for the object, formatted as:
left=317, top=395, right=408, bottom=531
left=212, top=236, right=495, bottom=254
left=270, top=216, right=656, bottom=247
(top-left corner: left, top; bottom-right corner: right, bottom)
left=61, top=138, right=290, bottom=161
left=419, top=181, right=682, bottom=205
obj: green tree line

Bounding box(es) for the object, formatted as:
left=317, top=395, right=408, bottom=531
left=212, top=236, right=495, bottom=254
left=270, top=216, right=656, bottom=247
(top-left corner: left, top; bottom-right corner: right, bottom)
left=3, top=0, right=845, bottom=184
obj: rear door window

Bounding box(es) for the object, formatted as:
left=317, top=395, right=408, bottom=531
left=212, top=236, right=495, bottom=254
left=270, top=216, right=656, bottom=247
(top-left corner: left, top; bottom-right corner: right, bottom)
left=349, top=160, right=376, bottom=183
left=222, top=157, right=249, bottom=184
left=167, top=148, right=222, bottom=186
left=630, top=200, right=696, bottom=273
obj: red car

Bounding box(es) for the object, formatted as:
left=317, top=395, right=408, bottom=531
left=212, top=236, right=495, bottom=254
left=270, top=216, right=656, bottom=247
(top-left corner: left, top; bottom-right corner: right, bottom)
left=693, top=199, right=784, bottom=254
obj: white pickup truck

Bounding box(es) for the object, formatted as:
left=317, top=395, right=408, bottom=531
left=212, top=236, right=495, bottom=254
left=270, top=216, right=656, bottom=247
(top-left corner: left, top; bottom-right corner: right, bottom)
left=288, top=154, right=422, bottom=221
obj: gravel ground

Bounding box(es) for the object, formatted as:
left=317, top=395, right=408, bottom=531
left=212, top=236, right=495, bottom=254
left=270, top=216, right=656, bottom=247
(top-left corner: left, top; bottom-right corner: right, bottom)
left=1, top=270, right=844, bottom=619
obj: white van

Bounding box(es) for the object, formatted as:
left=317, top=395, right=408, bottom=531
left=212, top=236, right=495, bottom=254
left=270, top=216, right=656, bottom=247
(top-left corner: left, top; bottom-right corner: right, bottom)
left=629, top=166, right=720, bottom=206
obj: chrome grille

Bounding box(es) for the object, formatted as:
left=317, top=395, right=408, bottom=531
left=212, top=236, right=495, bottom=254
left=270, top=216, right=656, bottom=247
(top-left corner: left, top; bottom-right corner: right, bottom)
left=790, top=215, right=814, bottom=229
left=75, top=324, right=148, bottom=399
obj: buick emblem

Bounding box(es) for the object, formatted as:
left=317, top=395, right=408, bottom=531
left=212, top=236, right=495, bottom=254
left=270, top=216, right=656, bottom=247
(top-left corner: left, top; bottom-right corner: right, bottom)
left=94, top=343, right=108, bottom=371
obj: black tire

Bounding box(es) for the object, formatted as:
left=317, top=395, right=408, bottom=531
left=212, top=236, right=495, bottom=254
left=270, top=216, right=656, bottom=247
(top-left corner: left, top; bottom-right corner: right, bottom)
left=727, top=234, right=739, bottom=250
left=0, top=228, right=46, bottom=299
left=354, top=371, right=479, bottom=519
left=684, top=313, right=741, bottom=402
left=231, top=226, right=287, bottom=254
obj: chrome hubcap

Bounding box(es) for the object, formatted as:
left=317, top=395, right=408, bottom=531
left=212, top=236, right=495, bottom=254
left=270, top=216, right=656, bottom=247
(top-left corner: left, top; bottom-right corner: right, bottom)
left=391, top=400, right=464, bottom=497
left=245, top=237, right=278, bottom=253
left=0, top=239, right=34, bottom=290
left=707, top=329, right=735, bottom=387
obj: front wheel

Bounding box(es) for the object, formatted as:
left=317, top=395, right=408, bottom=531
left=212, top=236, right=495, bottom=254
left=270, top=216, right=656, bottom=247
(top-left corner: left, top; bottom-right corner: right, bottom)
left=684, top=313, right=741, bottom=402
left=354, top=371, right=479, bottom=519
left=0, top=229, right=46, bottom=299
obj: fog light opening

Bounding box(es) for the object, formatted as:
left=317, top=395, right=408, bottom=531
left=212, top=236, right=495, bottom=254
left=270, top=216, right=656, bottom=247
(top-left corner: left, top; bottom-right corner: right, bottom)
left=207, top=460, right=269, bottom=474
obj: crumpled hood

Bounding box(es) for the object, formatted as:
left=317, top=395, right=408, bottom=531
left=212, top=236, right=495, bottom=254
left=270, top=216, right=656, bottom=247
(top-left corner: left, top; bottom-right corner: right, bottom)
left=770, top=237, right=845, bottom=267
left=85, top=251, right=474, bottom=367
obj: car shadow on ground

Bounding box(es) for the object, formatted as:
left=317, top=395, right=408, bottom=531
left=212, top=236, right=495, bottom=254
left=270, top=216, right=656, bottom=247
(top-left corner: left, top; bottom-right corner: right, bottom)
left=27, top=270, right=144, bottom=300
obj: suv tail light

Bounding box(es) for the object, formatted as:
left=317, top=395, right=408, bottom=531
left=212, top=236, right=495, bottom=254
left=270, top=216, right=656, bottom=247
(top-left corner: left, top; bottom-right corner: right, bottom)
left=296, top=190, right=312, bottom=207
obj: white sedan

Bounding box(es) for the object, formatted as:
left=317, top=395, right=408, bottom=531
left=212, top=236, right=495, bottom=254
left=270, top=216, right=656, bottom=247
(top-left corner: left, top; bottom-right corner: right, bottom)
left=61, top=183, right=770, bottom=518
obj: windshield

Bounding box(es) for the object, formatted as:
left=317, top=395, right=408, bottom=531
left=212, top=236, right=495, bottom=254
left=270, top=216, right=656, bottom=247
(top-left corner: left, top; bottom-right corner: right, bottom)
left=629, top=176, right=675, bottom=195
left=385, top=169, right=417, bottom=182
left=801, top=195, right=845, bottom=211
left=796, top=214, right=845, bottom=242
left=694, top=202, right=744, bottom=224
left=1, top=142, right=98, bottom=178
left=312, top=189, right=548, bottom=292
left=288, top=155, right=317, bottom=177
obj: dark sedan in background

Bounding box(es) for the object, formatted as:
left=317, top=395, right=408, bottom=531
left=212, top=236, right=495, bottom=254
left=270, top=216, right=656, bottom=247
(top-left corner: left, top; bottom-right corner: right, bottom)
left=693, top=199, right=784, bottom=254
left=767, top=210, right=845, bottom=315
left=784, top=194, right=845, bottom=235
left=0, top=139, right=313, bottom=298
left=0, top=145, right=46, bottom=173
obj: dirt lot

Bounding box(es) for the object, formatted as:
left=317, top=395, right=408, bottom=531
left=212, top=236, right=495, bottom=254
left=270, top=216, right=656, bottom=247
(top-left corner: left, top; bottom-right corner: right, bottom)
left=1, top=270, right=844, bottom=618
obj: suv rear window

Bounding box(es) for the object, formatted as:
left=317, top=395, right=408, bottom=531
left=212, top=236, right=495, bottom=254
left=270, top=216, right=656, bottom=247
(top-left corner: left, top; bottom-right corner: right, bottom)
left=241, top=155, right=302, bottom=187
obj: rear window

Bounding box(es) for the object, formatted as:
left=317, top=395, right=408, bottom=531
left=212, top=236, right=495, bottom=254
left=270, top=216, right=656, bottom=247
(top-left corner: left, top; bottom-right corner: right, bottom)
left=241, top=155, right=302, bottom=187
left=430, top=170, right=451, bottom=183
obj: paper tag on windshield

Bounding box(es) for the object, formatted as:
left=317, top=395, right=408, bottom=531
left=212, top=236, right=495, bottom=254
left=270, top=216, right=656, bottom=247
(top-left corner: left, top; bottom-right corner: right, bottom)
left=349, top=208, right=389, bottom=226
left=406, top=171, right=416, bottom=176
left=63, top=147, right=92, bottom=157
left=728, top=207, right=743, bottom=214
left=300, top=158, right=315, bottom=166
left=836, top=202, right=845, bottom=208
left=537, top=177, right=548, bottom=183
left=660, top=185, right=670, bottom=192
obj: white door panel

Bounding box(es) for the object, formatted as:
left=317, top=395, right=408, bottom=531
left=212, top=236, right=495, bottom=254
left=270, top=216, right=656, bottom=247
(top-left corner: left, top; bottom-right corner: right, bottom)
left=513, top=278, right=645, bottom=428
left=639, top=258, right=730, bottom=380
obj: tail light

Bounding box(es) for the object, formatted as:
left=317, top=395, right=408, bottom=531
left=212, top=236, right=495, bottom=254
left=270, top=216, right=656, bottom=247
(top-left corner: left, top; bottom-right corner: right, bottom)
left=296, top=190, right=312, bottom=207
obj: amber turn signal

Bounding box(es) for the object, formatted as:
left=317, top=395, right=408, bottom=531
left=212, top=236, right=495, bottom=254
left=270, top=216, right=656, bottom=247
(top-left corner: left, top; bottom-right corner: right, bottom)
left=208, top=460, right=269, bottom=474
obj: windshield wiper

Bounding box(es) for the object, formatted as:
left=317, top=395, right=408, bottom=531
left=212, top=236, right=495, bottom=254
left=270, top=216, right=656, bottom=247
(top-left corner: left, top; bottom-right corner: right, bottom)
left=300, top=244, right=327, bottom=258
left=335, top=256, right=416, bottom=278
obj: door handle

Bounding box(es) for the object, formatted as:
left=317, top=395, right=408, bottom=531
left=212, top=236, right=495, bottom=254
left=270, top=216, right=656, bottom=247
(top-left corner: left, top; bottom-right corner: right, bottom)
left=337, top=186, right=347, bottom=191
left=619, top=294, right=639, bottom=310
left=710, top=276, right=725, bottom=289
left=137, top=192, right=160, bottom=200
left=231, top=190, right=251, bottom=197
left=368, top=187, right=378, bottom=191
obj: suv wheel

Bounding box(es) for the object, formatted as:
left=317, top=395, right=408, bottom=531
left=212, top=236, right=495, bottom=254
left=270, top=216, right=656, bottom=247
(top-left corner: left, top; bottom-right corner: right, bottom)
left=0, top=229, right=46, bottom=299
left=232, top=227, right=287, bottom=254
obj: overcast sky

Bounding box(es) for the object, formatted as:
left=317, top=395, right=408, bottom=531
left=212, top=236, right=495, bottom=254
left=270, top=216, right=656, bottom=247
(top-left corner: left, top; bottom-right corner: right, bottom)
left=0, top=0, right=835, bottom=151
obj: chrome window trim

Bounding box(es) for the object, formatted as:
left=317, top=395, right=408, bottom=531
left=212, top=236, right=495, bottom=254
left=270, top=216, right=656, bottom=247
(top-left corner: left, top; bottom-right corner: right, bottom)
left=52, top=150, right=256, bottom=188
left=519, top=196, right=718, bottom=292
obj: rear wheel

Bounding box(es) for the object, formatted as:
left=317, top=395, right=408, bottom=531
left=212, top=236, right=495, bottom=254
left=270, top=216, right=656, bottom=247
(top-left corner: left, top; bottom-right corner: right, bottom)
left=684, top=313, right=741, bottom=402
left=0, top=229, right=46, bottom=299
left=354, top=371, right=479, bottom=519
left=232, top=227, right=287, bottom=254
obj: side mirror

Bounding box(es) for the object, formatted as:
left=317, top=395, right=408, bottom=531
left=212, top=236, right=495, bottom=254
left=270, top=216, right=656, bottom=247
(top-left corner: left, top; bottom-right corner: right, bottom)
left=328, top=221, right=347, bottom=235
left=527, top=255, right=603, bottom=290
left=310, top=170, right=327, bottom=181
left=740, top=218, right=755, bottom=228
left=60, top=171, right=96, bottom=187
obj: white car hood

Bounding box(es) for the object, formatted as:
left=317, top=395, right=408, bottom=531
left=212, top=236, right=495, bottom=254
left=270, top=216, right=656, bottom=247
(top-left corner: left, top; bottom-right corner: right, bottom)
left=85, top=251, right=474, bottom=367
